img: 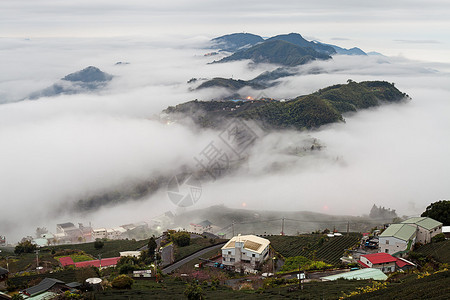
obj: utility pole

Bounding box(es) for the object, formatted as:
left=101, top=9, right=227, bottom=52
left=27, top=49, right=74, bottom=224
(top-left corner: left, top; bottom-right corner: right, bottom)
left=35, top=249, right=40, bottom=273
left=298, top=264, right=305, bottom=290
left=281, top=218, right=285, bottom=236
left=272, top=250, right=275, bottom=275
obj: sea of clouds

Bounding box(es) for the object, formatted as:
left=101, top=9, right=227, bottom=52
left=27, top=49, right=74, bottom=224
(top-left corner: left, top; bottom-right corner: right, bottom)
left=1, top=36, right=449, bottom=242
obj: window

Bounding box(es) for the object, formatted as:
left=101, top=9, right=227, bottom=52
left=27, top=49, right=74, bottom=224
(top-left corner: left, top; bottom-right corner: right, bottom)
left=386, top=240, right=389, bottom=244
left=228, top=251, right=231, bottom=255
left=230, top=258, right=235, bottom=262
left=252, top=254, right=256, bottom=258
left=385, top=249, right=389, bottom=253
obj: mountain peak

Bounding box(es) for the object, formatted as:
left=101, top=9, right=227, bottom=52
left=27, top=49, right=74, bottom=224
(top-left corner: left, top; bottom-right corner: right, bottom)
left=62, top=66, right=113, bottom=83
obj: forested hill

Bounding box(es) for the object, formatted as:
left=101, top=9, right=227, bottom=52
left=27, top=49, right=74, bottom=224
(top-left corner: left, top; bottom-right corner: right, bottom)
left=214, top=40, right=331, bottom=66
left=165, top=80, right=409, bottom=130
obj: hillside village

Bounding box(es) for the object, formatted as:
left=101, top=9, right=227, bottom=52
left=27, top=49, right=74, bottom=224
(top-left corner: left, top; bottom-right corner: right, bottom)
left=0, top=201, right=449, bottom=299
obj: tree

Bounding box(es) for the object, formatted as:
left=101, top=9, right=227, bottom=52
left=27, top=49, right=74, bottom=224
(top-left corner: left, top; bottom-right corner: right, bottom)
left=148, top=236, right=157, bottom=256
left=14, top=240, right=37, bottom=254
left=94, top=239, right=104, bottom=250
left=171, top=232, right=190, bottom=247
left=421, top=200, right=450, bottom=225
left=111, top=275, right=134, bottom=289
left=184, top=282, right=204, bottom=300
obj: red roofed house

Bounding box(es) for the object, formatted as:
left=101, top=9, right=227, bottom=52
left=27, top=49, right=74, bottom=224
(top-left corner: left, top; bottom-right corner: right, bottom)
left=358, top=253, right=397, bottom=273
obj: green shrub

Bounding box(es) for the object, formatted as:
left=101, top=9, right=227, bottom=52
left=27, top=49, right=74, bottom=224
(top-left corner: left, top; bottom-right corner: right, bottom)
left=432, top=233, right=445, bottom=243
left=111, top=275, right=134, bottom=289
left=171, top=232, right=191, bottom=247
left=184, top=282, right=204, bottom=300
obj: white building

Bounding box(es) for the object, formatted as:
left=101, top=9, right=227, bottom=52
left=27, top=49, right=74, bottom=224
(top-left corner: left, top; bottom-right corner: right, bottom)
left=92, top=227, right=127, bottom=240
left=378, top=224, right=416, bottom=257
left=189, top=220, right=213, bottom=234
left=92, top=228, right=107, bottom=240
left=120, top=251, right=141, bottom=258
left=401, top=217, right=443, bottom=244
left=221, top=234, right=270, bottom=272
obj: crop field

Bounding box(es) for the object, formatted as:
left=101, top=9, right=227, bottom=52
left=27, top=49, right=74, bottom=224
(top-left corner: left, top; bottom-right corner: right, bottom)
left=45, top=239, right=149, bottom=258
left=92, top=277, right=373, bottom=300
left=348, top=270, right=450, bottom=299
left=267, top=233, right=361, bottom=265
left=415, top=240, right=450, bottom=264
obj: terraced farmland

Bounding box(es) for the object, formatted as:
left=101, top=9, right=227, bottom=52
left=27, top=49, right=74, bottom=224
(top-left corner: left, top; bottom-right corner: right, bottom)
left=415, top=240, right=450, bottom=264
left=267, top=233, right=361, bottom=265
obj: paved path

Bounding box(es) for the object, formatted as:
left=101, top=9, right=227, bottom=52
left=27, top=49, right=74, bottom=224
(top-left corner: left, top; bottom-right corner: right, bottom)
left=162, top=242, right=226, bottom=274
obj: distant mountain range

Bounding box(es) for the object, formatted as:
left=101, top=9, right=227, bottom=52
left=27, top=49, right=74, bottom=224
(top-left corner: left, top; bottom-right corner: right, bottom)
left=210, top=33, right=367, bottom=67
left=28, top=66, right=113, bottom=100
left=212, top=32, right=367, bottom=56
left=313, top=41, right=367, bottom=56
left=167, top=80, right=409, bottom=130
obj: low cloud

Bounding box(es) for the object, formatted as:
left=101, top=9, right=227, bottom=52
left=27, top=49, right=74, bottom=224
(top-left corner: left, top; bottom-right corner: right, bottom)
left=1, top=36, right=450, bottom=242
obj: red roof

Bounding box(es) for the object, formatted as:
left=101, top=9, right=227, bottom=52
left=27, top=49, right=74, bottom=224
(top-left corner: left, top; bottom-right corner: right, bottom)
left=357, top=260, right=370, bottom=268
left=74, top=257, right=120, bottom=268
left=361, top=253, right=397, bottom=264
left=59, top=257, right=75, bottom=266
left=396, top=257, right=415, bottom=268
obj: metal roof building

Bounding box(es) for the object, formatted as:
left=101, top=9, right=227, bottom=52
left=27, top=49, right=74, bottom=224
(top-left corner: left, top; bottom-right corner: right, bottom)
left=321, top=268, right=388, bottom=281
left=22, top=278, right=67, bottom=297
left=379, top=224, right=416, bottom=241
left=401, top=217, right=442, bottom=230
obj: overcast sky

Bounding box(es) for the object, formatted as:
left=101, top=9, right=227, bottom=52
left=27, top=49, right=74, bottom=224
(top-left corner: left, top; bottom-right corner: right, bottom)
left=1, top=1, right=449, bottom=241
left=1, top=0, right=450, bottom=62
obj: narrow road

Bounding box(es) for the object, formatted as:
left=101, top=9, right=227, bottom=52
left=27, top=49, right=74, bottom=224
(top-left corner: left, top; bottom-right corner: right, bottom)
left=162, top=242, right=226, bottom=274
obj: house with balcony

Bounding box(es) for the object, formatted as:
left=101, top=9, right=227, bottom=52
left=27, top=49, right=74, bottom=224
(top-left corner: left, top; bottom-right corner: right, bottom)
left=378, top=223, right=416, bottom=257
left=401, top=217, right=443, bottom=244
left=221, top=234, right=270, bottom=273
